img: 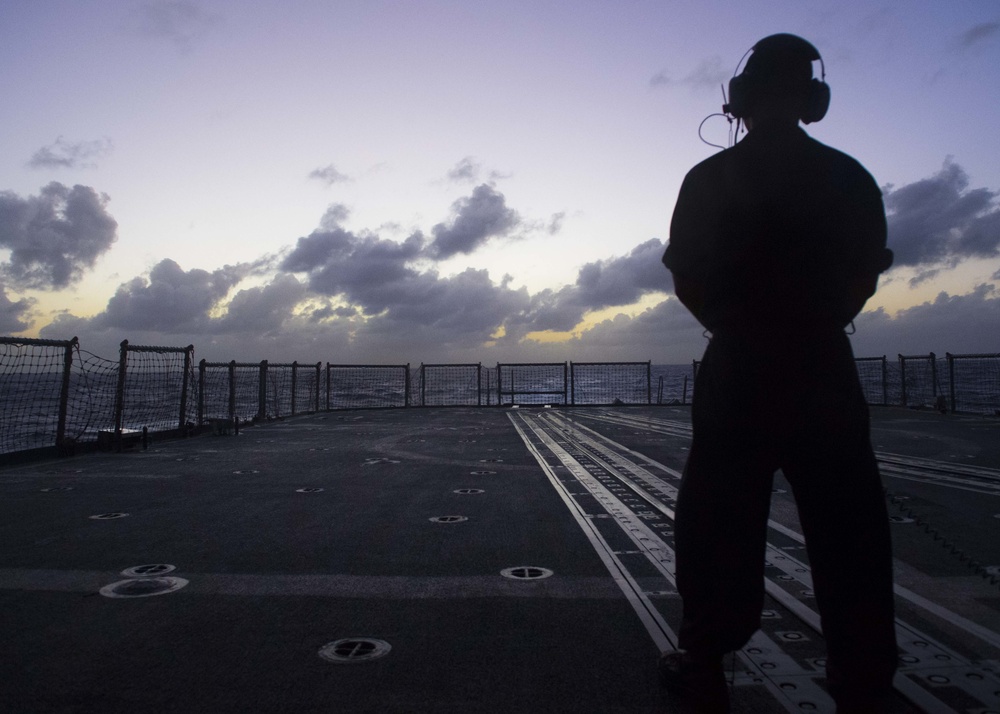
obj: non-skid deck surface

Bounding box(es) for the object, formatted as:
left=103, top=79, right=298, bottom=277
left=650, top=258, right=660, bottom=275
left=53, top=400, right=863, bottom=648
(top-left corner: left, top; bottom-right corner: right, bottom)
left=1, top=406, right=998, bottom=713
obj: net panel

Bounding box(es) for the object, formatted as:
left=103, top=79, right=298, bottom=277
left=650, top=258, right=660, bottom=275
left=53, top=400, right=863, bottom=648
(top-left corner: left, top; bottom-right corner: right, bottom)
left=266, top=364, right=293, bottom=419
left=571, top=362, right=650, bottom=405
left=854, top=357, right=888, bottom=406
left=199, top=363, right=233, bottom=422
left=949, top=354, right=1000, bottom=415
left=70, top=349, right=119, bottom=442
left=120, top=347, right=194, bottom=433
left=327, top=365, right=408, bottom=409
left=233, top=364, right=262, bottom=421
left=293, top=363, right=321, bottom=414
left=651, top=364, right=694, bottom=405
left=899, top=354, right=939, bottom=408
left=420, top=364, right=481, bottom=406
left=497, top=363, right=567, bottom=405
left=1, top=340, right=68, bottom=453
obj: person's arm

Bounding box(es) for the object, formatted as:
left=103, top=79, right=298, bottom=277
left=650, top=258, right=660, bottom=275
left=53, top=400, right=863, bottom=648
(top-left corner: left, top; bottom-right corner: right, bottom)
left=841, top=180, right=892, bottom=323
left=664, top=171, right=715, bottom=328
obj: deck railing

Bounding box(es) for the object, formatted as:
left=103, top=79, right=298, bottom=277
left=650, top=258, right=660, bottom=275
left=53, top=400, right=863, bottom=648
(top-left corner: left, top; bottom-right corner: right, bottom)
left=2, top=335, right=998, bottom=460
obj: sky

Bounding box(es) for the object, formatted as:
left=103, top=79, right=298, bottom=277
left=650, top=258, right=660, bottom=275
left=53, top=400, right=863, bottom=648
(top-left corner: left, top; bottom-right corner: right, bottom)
left=2, top=0, right=999, bottom=365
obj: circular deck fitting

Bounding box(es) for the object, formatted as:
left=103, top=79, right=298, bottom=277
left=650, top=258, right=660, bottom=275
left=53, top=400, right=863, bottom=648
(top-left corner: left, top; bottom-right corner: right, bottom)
left=889, top=516, right=914, bottom=524
left=232, top=470, right=259, bottom=474
left=478, top=458, right=504, bottom=463
left=318, top=638, right=391, bottom=664
left=798, top=703, right=818, bottom=711
left=100, top=576, right=188, bottom=598
left=772, top=488, right=787, bottom=494
left=926, top=674, right=950, bottom=685
left=469, top=470, right=496, bottom=476
left=40, top=486, right=74, bottom=492
left=121, top=564, right=176, bottom=577
left=89, top=512, right=129, bottom=520
left=777, top=631, right=808, bottom=642
left=296, top=487, right=325, bottom=493
left=761, top=610, right=781, bottom=619
left=500, top=566, right=554, bottom=581
left=453, top=489, right=484, bottom=495
left=899, top=655, right=919, bottom=665
left=429, top=515, right=468, bottom=523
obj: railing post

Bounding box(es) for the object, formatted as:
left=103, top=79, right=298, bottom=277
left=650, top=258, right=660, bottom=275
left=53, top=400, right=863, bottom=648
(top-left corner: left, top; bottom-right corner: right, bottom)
left=179, top=345, right=193, bottom=434
left=114, top=340, right=129, bottom=451
left=899, top=354, right=907, bottom=407
left=929, top=352, right=937, bottom=400
left=198, top=359, right=206, bottom=427
left=562, top=362, right=568, bottom=405
left=228, top=361, right=237, bottom=421
left=258, top=360, right=268, bottom=421
left=477, top=363, right=482, bottom=407
left=404, top=363, right=411, bottom=407
left=947, top=352, right=956, bottom=414
left=496, top=363, right=502, bottom=406
left=325, top=363, right=331, bottom=411
left=314, top=362, right=321, bottom=413
left=570, top=362, right=576, bottom=405
left=420, top=363, right=426, bottom=407
left=291, top=361, right=298, bottom=416
left=56, top=337, right=77, bottom=449
left=880, top=355, right=888, bottom=407
left=646, top=361, right=652, bottom=405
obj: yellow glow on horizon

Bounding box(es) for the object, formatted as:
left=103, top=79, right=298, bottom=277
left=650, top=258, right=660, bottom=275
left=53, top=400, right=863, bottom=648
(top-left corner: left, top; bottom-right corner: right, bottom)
left=523, top=292, right=670, bottom=344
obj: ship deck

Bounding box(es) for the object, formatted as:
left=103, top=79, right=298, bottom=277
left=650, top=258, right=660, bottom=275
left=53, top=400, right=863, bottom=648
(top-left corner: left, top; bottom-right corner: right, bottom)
left=1, top=405, right=998, bottom=713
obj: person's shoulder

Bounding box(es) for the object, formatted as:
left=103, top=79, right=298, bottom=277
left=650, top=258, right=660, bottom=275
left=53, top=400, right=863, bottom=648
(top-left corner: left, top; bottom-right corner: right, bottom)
left=682, top=147, right=733, bottom=184
left=803, top=134, right=879, bottom=186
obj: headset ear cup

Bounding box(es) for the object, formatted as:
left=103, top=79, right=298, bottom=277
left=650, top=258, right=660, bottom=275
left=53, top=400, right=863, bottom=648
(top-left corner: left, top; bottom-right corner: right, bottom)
left=726, top=75, right=748, bottom=118
left=802, top=79, right=830, bottom=123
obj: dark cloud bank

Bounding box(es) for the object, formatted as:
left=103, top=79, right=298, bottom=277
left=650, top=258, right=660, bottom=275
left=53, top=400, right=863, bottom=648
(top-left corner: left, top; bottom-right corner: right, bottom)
left=0, top=182, right=118, bottom=290
left=7, top=160, right=999, bottom=363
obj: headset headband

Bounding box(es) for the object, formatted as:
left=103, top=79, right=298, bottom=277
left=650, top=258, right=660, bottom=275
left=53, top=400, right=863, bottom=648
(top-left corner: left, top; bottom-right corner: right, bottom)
left=724, top=33, right=830, bottom=124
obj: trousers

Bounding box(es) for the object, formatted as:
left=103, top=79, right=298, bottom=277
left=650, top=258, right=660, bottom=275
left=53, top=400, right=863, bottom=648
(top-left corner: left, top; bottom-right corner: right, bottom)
left=674, top=329, right=897, bottom=707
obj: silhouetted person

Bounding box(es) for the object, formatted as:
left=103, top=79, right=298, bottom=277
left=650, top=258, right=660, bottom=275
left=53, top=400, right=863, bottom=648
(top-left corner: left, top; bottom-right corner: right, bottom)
left=660, top=34, right=896, bottom=713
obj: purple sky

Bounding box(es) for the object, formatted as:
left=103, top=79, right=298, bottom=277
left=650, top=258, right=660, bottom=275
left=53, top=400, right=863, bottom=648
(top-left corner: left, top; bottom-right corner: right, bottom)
left=2, top=0, right=999, bottom=363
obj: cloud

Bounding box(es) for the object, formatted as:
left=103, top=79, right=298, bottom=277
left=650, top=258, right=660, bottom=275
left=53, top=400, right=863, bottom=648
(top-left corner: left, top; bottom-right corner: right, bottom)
left=547, top=211, right=566, bottom=235
left=94, top=259, right=248, bottom=332
left=0, top=282, right=33, bottom=333
left=0, top=182, right=118, bottom=290
left=427, top=184, right=521, bottom=259
left=883, top=159, right=1000, bottom=276
left=853, top=283, right=1000, bottom=356
left=281, top=228, right=425, bottom=312
left=958, top=21, right=1000, bottom=48
left=309, top=165, right=351, bottom=186
left=650, top=56, right=729, bottom=91
left=514, top=239, right=670, bottom=333
left=319, top=203, right=350, bottom=229
left=444, top=157, right=510, bottom=185
left=28, top=137, right=113, bottom=170
left=218, top=274, right=306, bottom=333
left=447, top=157, right=481, bottom=183
left=133, top=1, right=221, bottom=51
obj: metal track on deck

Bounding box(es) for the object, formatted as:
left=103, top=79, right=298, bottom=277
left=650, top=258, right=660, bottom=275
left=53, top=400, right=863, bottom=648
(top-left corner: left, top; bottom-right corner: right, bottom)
left=510, top=409, right=1000, bottom=714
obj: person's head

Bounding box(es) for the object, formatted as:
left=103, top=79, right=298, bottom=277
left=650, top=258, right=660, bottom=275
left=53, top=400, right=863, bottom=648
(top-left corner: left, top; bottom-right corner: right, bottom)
left=725, top=34, right=830, bottom=129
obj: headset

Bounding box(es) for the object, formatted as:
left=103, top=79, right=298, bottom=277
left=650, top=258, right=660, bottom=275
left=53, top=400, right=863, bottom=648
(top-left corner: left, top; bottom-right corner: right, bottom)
left=723, top=33, right=830, bottom=125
